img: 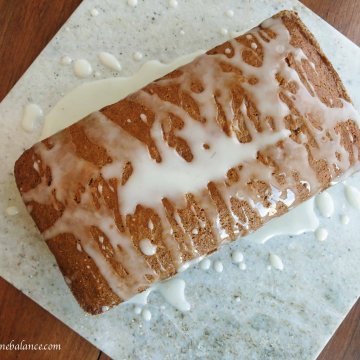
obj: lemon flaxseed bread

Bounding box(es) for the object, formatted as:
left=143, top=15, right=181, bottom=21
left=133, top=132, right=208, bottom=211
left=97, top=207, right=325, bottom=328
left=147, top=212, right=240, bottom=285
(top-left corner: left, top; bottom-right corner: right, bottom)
left=14, top=11, right=360, bottom=314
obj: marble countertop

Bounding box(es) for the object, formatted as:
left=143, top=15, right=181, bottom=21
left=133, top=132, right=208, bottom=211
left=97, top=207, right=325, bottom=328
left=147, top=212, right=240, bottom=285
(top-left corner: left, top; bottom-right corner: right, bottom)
left=0, top=0, right=360, bottom=359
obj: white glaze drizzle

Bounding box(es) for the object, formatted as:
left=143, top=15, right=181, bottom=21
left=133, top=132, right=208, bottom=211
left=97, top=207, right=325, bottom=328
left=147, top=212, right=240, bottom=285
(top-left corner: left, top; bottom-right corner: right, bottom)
left=139, top=239, right=157, bottom=256
left=199, top=258, right=211, bottom=270
left=315, top=227, right=328, bottom=241
left=133, top=51, right=143, bottom=61
left=142, top=308, right=151, bottom=321
left=73, top=59, right=93, bottom=78
left=129, top=277, right=190, bottom=312
left=101, top=305, right=110, bottom=312
left=239, top=263, right=246, bottom=270
left=22, top=103, right=43, bottom=133
left=340, top=214, right=350, bottom=225
left=119, top=123, right=289, bottom=214
left=5, top=206, right=19, bottom=216
left=231, top=250, right=244, bottom=263
left=213, top=260, right=223, bottom=273
left=42, top=50, right=204, bottom=138
left=225, top=9, right=234, bottom=18
left=168, top=0, right=178, bottom=8
left=60, top=56, right=72, bottom=65
left=220, top=28, right=229, bottom=36
left=98, top=52, right=122, bottom=72
left=90, top=8, right=99, bottom=17
left=315, top=191, right=334, bottom=218
left=127, top=0, right=138, bottom=7
left=344, top=184, right=360, bottom=209
left=177, top=256, right=203, bottom=272
left=157, top=278, right=190, bottom=311
left=246, top=198, right=318, bottom=243
left=269, top=253, right=284, bottom=270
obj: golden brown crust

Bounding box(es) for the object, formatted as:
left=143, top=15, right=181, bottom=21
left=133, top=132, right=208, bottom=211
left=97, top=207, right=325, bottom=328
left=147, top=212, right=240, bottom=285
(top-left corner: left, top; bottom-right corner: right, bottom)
left=14, top=11, right=359, bottom=314
left=275, top=10, right=351, bottom=104
left=47, top=234, right=120, bottom=314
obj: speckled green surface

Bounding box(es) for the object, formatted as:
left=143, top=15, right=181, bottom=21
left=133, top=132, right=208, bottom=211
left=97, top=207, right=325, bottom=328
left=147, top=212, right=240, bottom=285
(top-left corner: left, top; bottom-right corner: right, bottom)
left=0, top=1, right=360, bottom=359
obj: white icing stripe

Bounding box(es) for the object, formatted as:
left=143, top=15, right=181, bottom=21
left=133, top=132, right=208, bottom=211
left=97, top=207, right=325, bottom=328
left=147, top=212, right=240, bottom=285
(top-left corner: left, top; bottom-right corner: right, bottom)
left=119, top=125, right=289, bottom=214
left=82, top=240, right=128, bottom=299
left=112, top=16, right=358, bottom=214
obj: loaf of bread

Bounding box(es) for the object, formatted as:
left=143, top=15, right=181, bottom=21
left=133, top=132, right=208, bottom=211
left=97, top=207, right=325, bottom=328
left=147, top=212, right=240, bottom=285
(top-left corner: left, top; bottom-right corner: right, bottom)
left=14, top=10, right=360, bottom=314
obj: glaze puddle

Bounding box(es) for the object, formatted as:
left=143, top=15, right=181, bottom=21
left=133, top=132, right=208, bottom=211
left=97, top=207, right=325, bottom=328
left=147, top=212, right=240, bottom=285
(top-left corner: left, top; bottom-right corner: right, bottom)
left=42, top=51, right=204, bottom=138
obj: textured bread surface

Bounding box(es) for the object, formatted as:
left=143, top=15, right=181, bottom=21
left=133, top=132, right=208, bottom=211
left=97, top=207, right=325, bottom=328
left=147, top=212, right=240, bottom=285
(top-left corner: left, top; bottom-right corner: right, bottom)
left=14, top=10, right=360, bottom=314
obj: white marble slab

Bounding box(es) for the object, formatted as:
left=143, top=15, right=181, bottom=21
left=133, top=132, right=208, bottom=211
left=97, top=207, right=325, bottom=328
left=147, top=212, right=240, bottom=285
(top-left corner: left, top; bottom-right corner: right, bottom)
left=0, top=0, right=360, bottom=359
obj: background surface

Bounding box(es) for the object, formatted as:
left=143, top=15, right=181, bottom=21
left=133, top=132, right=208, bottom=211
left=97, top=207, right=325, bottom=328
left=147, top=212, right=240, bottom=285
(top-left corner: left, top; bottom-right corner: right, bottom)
left=0, top=0, right=359, bottom=359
